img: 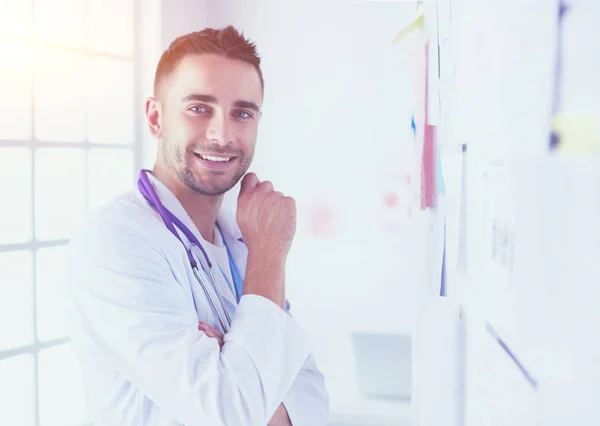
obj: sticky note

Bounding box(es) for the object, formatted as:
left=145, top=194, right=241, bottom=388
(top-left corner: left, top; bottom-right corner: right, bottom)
left=393, top=6, right=425, bottom=43
left=552, top=113, right=598, bottom=154
left=421, top=124, right=436, bottom=210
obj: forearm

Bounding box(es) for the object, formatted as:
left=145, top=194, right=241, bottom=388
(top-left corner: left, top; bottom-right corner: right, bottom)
left=281, top=354, right=330, bottom=426
left=243, top=249, right=286, bottom=309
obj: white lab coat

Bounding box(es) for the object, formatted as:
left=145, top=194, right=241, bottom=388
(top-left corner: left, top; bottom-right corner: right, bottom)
left=64, top=173, right=329, bottom=426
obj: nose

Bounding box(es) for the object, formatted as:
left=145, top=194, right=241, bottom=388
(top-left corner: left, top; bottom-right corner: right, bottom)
left=205, top=111, right=233, bottom=146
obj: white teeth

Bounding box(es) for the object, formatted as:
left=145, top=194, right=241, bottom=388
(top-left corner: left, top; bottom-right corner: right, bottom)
left=200, top=154, right=230, bottom=162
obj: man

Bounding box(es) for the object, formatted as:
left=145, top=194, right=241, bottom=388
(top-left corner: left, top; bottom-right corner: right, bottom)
left=64, top=26, right=329, bottom=426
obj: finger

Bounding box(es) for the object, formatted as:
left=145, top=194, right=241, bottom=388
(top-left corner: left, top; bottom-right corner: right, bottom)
left=201, top=323, right=221, bottom=335
left=239, top=173, right=259, bottom=196
left=284, top=196, right=296, bottom=209
left=268, top=191, right=285, bottom=201
left=205, top=331, right=224, bottom=347
left=258, top=180, right=274, bottom=193
left=200, top=323, right=224, bottom=339
left=205, top=326, right=224, bottom=339
left=209, top=329, right=224, bottom=346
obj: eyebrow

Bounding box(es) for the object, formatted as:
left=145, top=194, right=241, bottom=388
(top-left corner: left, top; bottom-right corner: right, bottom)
left=181, top=93, right=260, bottom=113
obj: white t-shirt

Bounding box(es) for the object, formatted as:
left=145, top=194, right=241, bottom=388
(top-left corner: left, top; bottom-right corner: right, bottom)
left=210, top=227, right=236, bottom=297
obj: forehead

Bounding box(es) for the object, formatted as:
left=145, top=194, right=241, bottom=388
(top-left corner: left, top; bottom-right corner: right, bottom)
left=164, top=53, right=263, bottom=105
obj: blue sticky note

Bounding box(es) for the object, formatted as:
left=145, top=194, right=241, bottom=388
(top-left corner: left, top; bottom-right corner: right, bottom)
left=440, top=221, right=447, bottom=297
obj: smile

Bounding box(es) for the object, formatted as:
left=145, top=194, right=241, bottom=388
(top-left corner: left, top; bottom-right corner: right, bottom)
left=194, top=153, right=234, bottom=162
left=192, top=152, right=237, bottom=170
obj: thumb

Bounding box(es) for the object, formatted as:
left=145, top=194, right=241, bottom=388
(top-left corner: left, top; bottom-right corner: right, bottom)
left=239, top=173, right=259, bottom=198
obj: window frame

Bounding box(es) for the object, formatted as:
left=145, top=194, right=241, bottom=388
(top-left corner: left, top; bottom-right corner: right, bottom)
left=0, top=0, right=144, bottom=424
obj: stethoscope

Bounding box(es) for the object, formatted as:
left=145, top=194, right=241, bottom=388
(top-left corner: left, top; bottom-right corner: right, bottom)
left=137, top=169, right=242, bottom=333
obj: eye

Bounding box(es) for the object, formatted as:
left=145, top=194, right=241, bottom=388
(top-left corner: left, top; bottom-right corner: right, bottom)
left=234, top=110, right=252, bottom=119
left=188, top=105, right=209, bottom=113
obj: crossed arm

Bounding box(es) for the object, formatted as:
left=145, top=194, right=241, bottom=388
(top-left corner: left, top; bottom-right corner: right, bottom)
left=199, top=320, right=330, bottom=425
left=67, top=221, right=329, bottom=425
left=199, top=322, right=293, bottom=425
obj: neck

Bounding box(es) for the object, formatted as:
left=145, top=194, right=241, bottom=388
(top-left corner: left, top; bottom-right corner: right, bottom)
left=152, top=165, right=223, bottom=244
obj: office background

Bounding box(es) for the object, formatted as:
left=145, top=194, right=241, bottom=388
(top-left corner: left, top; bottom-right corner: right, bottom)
left=0, top=1, right=420, bottom=425
left=3, top=1, right=598, bottom=425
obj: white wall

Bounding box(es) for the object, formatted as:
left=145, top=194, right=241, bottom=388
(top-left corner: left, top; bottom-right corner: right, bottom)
left=152, top=2, right=427, bottom=423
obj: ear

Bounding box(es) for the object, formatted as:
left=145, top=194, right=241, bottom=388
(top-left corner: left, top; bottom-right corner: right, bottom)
left=145, top=97, right=163, bottom=139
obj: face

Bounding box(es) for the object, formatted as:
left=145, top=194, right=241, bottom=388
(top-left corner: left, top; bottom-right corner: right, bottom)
left=147, top=53, right=263, bottom=196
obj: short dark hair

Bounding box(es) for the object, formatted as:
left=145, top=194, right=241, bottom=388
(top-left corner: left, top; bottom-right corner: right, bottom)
left=153, top=25, right=264, bottom=97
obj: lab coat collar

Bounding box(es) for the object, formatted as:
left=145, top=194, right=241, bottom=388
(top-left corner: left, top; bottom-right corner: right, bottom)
left=145, top=172, right=206, bottom=247
left=145, top=172, right=244, bottom=243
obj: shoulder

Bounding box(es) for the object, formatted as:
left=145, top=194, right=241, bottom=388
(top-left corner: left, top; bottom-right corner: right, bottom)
left=68, top=190, right=164, bottom=260
left=64, top=190, right=178, bottom=298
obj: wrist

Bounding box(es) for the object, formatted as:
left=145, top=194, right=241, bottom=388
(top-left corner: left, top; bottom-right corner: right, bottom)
left=246, top=246, right=287, bottom=268
left=243, top=250, right=286, bottom=309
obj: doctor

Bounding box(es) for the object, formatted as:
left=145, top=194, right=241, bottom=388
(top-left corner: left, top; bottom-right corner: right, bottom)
left=64, top=26, right=329, bottom=425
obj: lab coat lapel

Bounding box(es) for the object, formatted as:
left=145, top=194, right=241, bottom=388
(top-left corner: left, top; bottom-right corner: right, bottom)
left=190, top=245, right=238, bottom=308
left=210, top=211, right=246, bottom=311
left=217, top=210, right=248, bottom=282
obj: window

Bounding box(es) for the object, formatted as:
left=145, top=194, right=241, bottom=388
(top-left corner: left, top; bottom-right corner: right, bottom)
left=0, top=1, right=140, bottom=424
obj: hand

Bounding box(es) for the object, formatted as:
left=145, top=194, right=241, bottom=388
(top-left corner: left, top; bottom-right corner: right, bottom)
left=237, top=173, right=296, bottom=257
left=198, top=322, right=224, bottom=348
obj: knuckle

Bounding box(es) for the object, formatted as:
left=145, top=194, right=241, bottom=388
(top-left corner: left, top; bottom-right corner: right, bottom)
left=241, top=173, right=259, bottom=190
left=284, top=196, right=296, bottom=209
left=260, top=180, right=274, bottom=191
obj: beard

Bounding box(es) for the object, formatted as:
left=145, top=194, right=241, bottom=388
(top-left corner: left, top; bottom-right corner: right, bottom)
left=161, top=135, right=254, bottom=196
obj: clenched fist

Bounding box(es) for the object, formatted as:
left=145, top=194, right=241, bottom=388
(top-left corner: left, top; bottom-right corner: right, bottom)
left=236, top=173, right=294, bottom=309
left=236, top=173, right=296, bottom=258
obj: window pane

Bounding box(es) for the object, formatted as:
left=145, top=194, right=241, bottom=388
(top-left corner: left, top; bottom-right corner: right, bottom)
left=0, top=148, right=32, bottom=244
left=0, top=41, right=32, bottom=140
left=0, top=0, right=32, bottom=38
left=36, top=246, right=69, bottom=342
left=35, top=148, right=86, bottom=241
left=39, top=343, right=88, bottom=426
left=34, top=0, right=85, bottom=47
left=0, top=251, right=34, bottom=351
left=0, top=354, right=35, bottom=426
left=88, top=149, right=134, bottom=211
left=34, top=48, right=85, bottom=142
left=86, top=57, right=134, bottom=144
left=87, top=0, right=134, bottom=56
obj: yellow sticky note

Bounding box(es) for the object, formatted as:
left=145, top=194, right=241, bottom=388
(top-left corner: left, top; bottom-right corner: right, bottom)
left=553, top=113, right=598, bottom=154
left=393, top=7, right=425, bottom=43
